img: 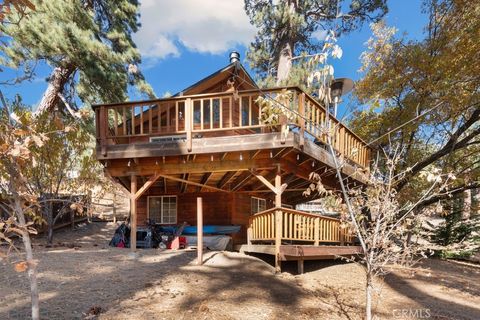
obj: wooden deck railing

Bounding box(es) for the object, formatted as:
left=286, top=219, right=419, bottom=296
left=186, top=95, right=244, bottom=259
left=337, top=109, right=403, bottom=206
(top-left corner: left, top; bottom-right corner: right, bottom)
left=94, top=86, right=371, bottom=168
left=247, top=207, right=355, bottom=245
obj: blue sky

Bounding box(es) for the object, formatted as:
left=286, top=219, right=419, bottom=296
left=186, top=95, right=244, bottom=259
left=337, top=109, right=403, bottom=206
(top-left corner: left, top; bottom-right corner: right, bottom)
left=0, top=0, right=428, bottom=108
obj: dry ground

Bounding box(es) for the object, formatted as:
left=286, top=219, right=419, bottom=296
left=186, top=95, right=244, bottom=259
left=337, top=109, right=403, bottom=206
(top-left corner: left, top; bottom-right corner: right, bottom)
left=0, top=222, right=479, bottom=320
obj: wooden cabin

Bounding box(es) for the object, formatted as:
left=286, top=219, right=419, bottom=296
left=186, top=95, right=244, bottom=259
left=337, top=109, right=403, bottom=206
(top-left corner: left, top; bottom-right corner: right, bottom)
left=93, top=53, right=370, bottom=272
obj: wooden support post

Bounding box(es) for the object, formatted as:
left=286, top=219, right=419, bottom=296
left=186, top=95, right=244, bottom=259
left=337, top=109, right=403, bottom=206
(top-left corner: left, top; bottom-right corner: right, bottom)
left=314, top=217, right=320, bottom=246
left=274, top=168, right=282, bottom=272
left=135, top=172, right=162, bottom=200
left=275, top=173, right=282, bottom=208
left=297, top=259, right=304, bottom=274
left=186, top=98, right=192, bottom=152
left=247, top=217, right=253, bottom=245
left=130, top=175, right=137, bottom=252
left=275, top=209, right=282, bottom=273
left=197, top=197, right=203, bottom=265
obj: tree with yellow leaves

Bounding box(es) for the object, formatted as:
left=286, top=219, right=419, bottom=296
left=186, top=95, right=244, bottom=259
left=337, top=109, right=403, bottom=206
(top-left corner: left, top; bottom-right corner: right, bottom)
left=0, top=0, right=34, bottom=22
left=351, top=0, right=479, bottom=210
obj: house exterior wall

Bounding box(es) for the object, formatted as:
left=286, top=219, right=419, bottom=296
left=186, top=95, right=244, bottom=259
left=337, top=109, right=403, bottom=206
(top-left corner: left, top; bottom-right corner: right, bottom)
left=135, top=188, right=274, bottom=246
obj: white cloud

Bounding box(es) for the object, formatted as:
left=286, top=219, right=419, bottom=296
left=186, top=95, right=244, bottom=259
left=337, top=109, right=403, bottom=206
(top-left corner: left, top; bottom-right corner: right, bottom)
left=135, top=0, right=256, bottom=60
left=312, top=29, right=328, bottom=41
left=143, top=34, right=180, bottom=59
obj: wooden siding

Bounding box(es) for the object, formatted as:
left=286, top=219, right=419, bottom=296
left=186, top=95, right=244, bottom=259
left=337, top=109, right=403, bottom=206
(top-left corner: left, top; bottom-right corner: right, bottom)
left=134, top=188, right=275, bottom=246
left=137, top=189, right=230, bottom=226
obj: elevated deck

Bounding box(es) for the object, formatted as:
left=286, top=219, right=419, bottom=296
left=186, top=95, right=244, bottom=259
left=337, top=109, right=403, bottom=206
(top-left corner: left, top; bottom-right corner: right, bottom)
left=238, top=244, right=362, bottom=273
left=93, top=87, right=372, bottom=201
left=93, top=86, right=371, bottom=168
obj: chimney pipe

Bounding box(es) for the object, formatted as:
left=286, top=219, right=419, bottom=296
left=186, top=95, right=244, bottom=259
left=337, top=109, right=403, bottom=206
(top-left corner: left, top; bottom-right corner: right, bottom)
left=229, top=51, right=240, bottom=63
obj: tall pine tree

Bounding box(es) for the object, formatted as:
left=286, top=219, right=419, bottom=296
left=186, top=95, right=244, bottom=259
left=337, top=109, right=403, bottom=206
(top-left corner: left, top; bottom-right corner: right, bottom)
left=1, top=0, right=154, bottom=113
left=244, top=0, right=387, bottom=87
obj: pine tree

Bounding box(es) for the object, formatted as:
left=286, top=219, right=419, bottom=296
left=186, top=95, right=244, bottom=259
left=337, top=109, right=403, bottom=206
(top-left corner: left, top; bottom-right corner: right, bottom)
left=244, top=0, right=387, bottom=87
left=0, top=0, right=154, bottom=114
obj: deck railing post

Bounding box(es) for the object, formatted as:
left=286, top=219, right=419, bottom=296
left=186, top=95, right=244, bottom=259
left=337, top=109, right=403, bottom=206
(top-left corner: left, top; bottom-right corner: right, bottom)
left=340, top=223, right=345, bottom=246
left=185, top=98, right=192, bottom=152
left=275, top=209, right=282, bottom=273
left=247, top=217, right=253, bottom=246
left=298, top=92, right=305, bottom=149
left=314, top=217, right=320, bottom=246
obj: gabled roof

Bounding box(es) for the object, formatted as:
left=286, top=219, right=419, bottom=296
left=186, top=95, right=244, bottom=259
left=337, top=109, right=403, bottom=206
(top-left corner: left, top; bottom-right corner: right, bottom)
left=174, top=61, right=258, bottom=96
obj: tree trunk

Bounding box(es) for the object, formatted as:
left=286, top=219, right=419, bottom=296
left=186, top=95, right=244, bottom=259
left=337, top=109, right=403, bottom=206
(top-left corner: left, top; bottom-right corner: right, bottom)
left=35, top=63, right=75, bottom=115
left=473, top=188, right=480, bottom=216
left=400, top=230, right=413, bottom=265
left=462, top=189, right=471, bottom=220
left=14, top=197, right=40, bottom=320
left=45, top=201, right=53, bottom=245
left=276, top=42, right=293, bottom=85
left=275, top=1, right=296, bottom=85
left=365, top=273, right=373, bottom=320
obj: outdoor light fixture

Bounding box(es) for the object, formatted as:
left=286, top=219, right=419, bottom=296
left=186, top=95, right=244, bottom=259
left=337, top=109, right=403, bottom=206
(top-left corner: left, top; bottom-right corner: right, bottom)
left=240, top=153, right=243, bottom=161
left=330, top=78, right=354, bottom=117
left=127, top=160, right=131, bottom=167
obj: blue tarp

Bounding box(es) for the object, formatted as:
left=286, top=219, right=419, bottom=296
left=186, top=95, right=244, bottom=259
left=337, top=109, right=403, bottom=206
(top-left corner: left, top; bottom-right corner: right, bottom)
left=182, top=225, right=241, bottom=235
left=158, top=225, right=241, bottom=235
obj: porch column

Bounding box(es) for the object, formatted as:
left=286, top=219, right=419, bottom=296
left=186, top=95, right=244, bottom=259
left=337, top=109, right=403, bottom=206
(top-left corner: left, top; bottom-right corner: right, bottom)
left=274, top=169, right=282, bottom=272
left=297, top=259, right=304, bottom=274
left=251, top=166, right=286, bottom=272
left=130, top=175, right=137, bottom=252
left=197, top=197, right=203, bottom=265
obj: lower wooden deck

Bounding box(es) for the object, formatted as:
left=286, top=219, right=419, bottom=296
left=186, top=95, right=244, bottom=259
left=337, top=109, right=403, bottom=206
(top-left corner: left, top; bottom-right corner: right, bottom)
left=238, top=244, right=363, bottom=260
left=237, top=244, right=362, bottom=273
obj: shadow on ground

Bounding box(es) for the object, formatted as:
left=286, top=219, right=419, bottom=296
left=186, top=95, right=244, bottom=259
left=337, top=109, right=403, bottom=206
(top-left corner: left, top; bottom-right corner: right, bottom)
left=1, top=223, right=329, bottom=319
left=384, top=260, right=480, bottom=320
left=2, top=223, right=479, bottom=320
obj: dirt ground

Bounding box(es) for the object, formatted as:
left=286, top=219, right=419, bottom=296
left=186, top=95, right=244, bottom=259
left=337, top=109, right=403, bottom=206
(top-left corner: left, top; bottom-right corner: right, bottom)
left=1, top=222, right=479, bottom=320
